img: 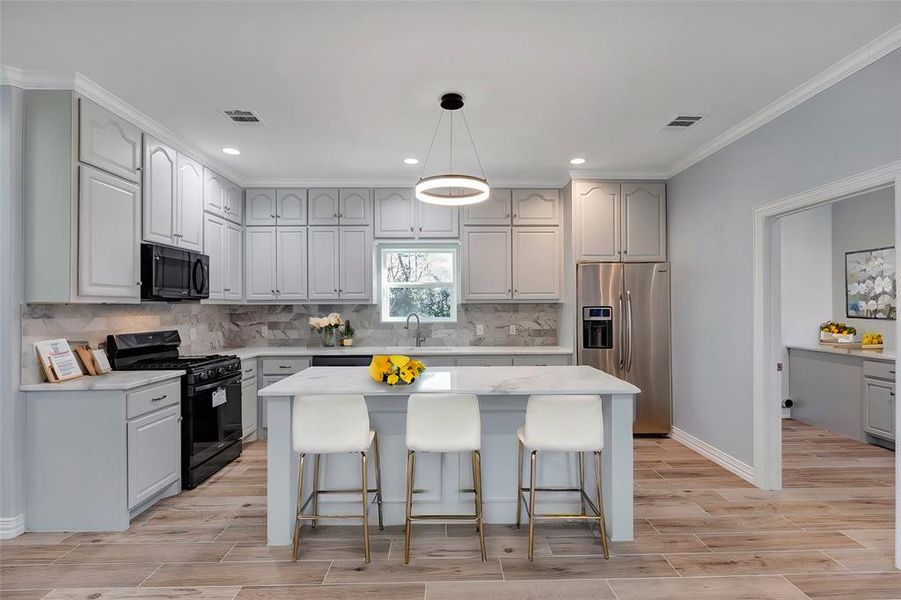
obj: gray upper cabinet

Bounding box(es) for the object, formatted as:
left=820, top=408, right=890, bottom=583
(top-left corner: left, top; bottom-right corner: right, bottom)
left=245, top=189, right=277, bottom=226
left=309, top=188, right=340, bottom=225
left=374, top=189, right=415, bottom=237
left=622, top=182, right=666, bottom=262
left=463, top=188, right=512, bottom=226
left=224, top=179, right=243, bottom=224
left=416, top=202, right=459, bottom=238
left=575, top=181, right=620, bottom=261
left=78, top=98, right=142, bottom=183
left=277, top=189, right=308, bottom=226
left=175, top=154, right=204, bottom=252
left=339, top=189, right=371, bottom=226
left=203, top=167, right=227, bottom=217
left=512, top=189, right=561, bottom=226
left=462, top=226, right=512, bottom=301
left=143, top=137, right=177, bottom=247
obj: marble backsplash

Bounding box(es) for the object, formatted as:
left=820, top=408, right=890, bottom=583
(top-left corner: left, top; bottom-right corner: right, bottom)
left=21, top=302, right=559, bottom=384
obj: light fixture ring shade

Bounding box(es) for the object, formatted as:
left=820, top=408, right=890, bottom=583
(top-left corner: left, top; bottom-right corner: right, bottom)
left=415, top=174, right=490, bottom=206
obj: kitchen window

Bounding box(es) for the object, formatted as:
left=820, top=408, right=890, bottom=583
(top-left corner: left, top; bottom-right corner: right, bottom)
left=379, top=245, right=458, bottom=323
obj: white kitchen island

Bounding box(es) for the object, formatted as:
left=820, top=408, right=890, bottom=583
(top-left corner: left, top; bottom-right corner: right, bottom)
left=259, top=365, right=639, bottom=546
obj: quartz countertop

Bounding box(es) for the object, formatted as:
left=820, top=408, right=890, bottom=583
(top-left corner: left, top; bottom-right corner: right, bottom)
left=226, top=345, right=573, bottom=361
left=787, top=344, right=896, bottom=362
left=20, top=370, right=185, bottom=392
left=259, top=365, right=639, bottom=397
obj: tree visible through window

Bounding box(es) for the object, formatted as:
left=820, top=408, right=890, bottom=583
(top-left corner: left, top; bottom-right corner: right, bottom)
left=380, top=247, right=457, bottom=322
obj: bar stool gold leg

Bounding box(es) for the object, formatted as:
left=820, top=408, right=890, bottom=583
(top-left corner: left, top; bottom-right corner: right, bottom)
left=403, top=450, right=415, bottom=564
left=594, top=451, right=609, bottom=559
left=291, top=453, right=306, bottom=561
left=360, top=451, right=371, bottom=563
left=515, top=439, right=524, bottom=529
left=527, top=450, right=538, bottom=562
left=311, top=454, right=320, bottom=529
left=373, top=432, right=384, bottom=531
left=578, top=451, right=587, bottom=516
left=473, top=450, right=487, bottom=561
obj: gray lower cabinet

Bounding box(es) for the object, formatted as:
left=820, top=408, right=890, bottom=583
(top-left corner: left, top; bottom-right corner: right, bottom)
left=24, top=377, right=183, bottom=531
left=863, top=359, right=895, bottom=441
left=259, top=358, right=312, bottom=438
left=242, top=375, right=259, bottom=441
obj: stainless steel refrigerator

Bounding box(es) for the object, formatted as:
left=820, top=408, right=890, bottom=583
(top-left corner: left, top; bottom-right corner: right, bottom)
left=577, top=263, right=672, bottom=434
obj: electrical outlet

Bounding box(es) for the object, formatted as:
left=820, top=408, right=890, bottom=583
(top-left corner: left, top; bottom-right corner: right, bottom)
left=475, top=324, right=484, bottom=336
left=509, top=324, right=517, bottom=335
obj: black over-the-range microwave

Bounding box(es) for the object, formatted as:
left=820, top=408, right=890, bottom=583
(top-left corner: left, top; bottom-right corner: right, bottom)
left=141, top=243, right=210, bottom=301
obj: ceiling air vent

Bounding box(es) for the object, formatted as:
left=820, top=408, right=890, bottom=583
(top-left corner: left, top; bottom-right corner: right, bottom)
left=221, top=109, right=265, bottom=126
left=662, top=115, right=702, bottom=130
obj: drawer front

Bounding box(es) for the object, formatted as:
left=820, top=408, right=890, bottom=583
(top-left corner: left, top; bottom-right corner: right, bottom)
left=241, top=360, right=258, bottom=380
left=262, top=357, right=311, bottom=375
left=512, top=355, right=570, bottom=366
left=863, top=360, right=895, bottom=381
left=457, top=356, right=514, bottom=367
left=127, top=379, right=181, bottom=419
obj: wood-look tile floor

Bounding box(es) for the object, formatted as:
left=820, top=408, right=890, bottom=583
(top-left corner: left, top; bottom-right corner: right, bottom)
left=1, top=419, right=896, bottom=599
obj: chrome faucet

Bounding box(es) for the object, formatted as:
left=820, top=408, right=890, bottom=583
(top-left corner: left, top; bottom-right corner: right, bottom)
left=404, top=313, right=426, bottom=347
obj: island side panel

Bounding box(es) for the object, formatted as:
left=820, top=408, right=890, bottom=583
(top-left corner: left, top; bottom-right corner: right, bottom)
left=604, top=393, right=635, bottom=541
left=267, top=395, right=296, bottom=546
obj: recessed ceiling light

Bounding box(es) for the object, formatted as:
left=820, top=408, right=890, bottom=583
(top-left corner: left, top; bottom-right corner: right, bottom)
left=221, top=147, right=241, bottom=156
left=404, top=157, right=419, bottom=165
left=569, top=157, right=586, bottom=165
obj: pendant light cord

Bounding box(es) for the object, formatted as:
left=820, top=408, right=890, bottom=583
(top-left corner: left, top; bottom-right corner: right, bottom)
left=461, top=109, right=486, bottom=179
left=419, top=109, right=444, bottom=180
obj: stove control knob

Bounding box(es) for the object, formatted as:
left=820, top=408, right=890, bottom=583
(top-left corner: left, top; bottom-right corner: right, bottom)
left=199, top=371, right=210, bottom=381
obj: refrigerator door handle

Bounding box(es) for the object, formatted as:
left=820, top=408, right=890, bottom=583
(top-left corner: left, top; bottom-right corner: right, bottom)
left=618, top=292, right=625, bottom=369
left=626, top=290, right=634, bottom=371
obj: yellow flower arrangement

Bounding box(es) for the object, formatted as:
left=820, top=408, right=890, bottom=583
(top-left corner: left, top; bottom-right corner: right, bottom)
left=369, top=355, right=426, bottom=386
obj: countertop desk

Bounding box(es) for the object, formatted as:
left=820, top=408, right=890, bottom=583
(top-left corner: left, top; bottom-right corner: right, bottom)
left=259, top=366, right=640, bottom=545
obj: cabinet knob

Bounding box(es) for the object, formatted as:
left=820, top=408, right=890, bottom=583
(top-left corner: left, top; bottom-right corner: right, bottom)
left=410, top=226, right=414, bottom=231
left=419, top=226, right=423, bottom=231
left=506, top=213, right=510, bottom=218
left=276, top=289, right=281, bottom=294
left=333, top=289, right=337, bottom=292
left=137, top=281, right=142, bottom=286
left=513, top=213, right=517, bottom=218
left=270, top=214, right=276, bottom=219
left=334, top=213, right=338, bottom=218
left=271, top=289, right=275, bottom=295
left=276, top=214, right=281, bottom=218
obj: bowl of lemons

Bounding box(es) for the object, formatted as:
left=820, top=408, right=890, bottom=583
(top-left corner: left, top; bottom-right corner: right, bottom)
left=862, top=332, right=884, bottom=348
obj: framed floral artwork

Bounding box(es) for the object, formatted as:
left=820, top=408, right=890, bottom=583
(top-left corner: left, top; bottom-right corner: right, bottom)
left=845, top=246, right=896, bottom=320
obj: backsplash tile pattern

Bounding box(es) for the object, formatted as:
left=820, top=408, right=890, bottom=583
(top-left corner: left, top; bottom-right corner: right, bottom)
left=21, top=303, right=559, bottom=383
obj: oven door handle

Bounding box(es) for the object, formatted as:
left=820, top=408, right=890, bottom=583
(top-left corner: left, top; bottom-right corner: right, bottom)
left=192, top=257, right=206, bottom=295
left=192, top=373, right=241, bottom=393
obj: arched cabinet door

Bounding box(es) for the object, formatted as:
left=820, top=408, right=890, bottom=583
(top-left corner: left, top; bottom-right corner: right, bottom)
left=512, top=189, right=561, bottom=226
left=308, top=189, right=340, bottom=226
left=79, top=98, right=142, bottom=182
left=176, top=154, right=204, bottom=252
left=338, top=189, right=371, bottom=226
left=245, top=189, right=277, bottom=227
left=622, top=182, right=666, bottom=262
left=575, top=181, right=620, bottom=262
left=276, top=189, right=308, bottom=226
left=142, top=137, right=177, bottom=246
left=374, top=189, right=415, bottom=238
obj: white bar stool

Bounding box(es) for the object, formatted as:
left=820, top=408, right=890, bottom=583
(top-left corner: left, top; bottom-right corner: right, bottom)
left=404, top=393, right=486, bottom=564
left=291, top=394, right=384, bottom=562
left=516, top=394, right=609, bottom=561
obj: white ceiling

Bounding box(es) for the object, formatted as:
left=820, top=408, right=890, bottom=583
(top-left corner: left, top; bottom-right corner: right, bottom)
left=2, top=1, right=900, bottom=184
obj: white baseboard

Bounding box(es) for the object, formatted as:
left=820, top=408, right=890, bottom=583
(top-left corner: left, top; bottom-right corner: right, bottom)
left=671, top=427, right=757, bottom=485
left=0, top=514, right=25, bottom=539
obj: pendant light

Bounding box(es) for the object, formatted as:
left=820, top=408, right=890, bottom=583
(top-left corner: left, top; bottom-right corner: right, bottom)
left=414, top=93, right=490, bottom=206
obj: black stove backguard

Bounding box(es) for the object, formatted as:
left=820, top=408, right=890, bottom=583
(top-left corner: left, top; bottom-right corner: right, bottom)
left=106, top=330, right=242, bottom=489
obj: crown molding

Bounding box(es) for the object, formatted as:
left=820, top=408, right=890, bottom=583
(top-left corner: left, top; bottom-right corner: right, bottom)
left=1, top=66, right=246, bottom=185
left=568, top=169, right=668, bottom=182
left=667, top=23, right=901, bottom=178
left=242, top=176, right=570, bottom=189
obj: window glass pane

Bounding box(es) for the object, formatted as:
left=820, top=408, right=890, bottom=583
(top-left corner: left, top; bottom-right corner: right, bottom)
left=384, top=251, right=453, bottom=283
left=388, top=286, right=452, bottom=319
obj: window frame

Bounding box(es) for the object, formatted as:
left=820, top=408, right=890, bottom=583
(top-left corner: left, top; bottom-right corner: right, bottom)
left=377, top=243, right=460, bottom=323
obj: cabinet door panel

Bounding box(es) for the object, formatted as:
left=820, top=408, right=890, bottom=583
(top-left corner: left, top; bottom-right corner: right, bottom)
left=308, top=189, right=340, bottom=225
left=622, top=182, right=666, bottom=262
left=176, top=154, right=204, bottom=252
left=339, top=227, right=371, bottom=301
left=864, top=380, right=895, bottom=440
left=276, top=227, right=307, bottom=301
left=241, top=379, right=258, bottom=439
left=203, top=168, right=227, bottom=217
left=127, top=403, right=180, bottom=509
left=245, top=227, right=277, bottom=301
left=276, top=189, right=307, bottom=226
left=307, top=227, right=340, bottom=300
left=457, top=356, right=513, bottom=366
left=224, top=180, right=243, bottom=224
left=78, top=165, right=141, bottom=299
left=245, top=189, right=277, bottom=227
left=374, top=189, right=415, bottom=237
left=575, top=181, right=620, bottom=261
left=225, top=221, right=243, bottom=300
left=513, top=227, right=560, bottom=300
left=417, top=202, right=459, bottom=238
left=203, top=214, right=226, bottom=300
left=78, top=98, right=142, bottom=182
left=462, top=226, right=511, bottom=301
left=463, top=188, right=511, bottom=225
left=339, top=189, right=371, bottom=225
left=512, top=189, right=560, bottom=226
left=142, top=137, right=176, bottom=246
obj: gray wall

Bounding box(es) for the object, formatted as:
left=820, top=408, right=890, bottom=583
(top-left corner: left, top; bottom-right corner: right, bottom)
left=1, top=85, right=25, bottom=531
left=667, top=49, right=901, bottom=465
left=832, top=187, right=897, bottom=344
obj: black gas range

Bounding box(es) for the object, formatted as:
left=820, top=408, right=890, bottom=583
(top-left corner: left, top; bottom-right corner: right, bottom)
left=107, top=330, right=243, bottom=489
